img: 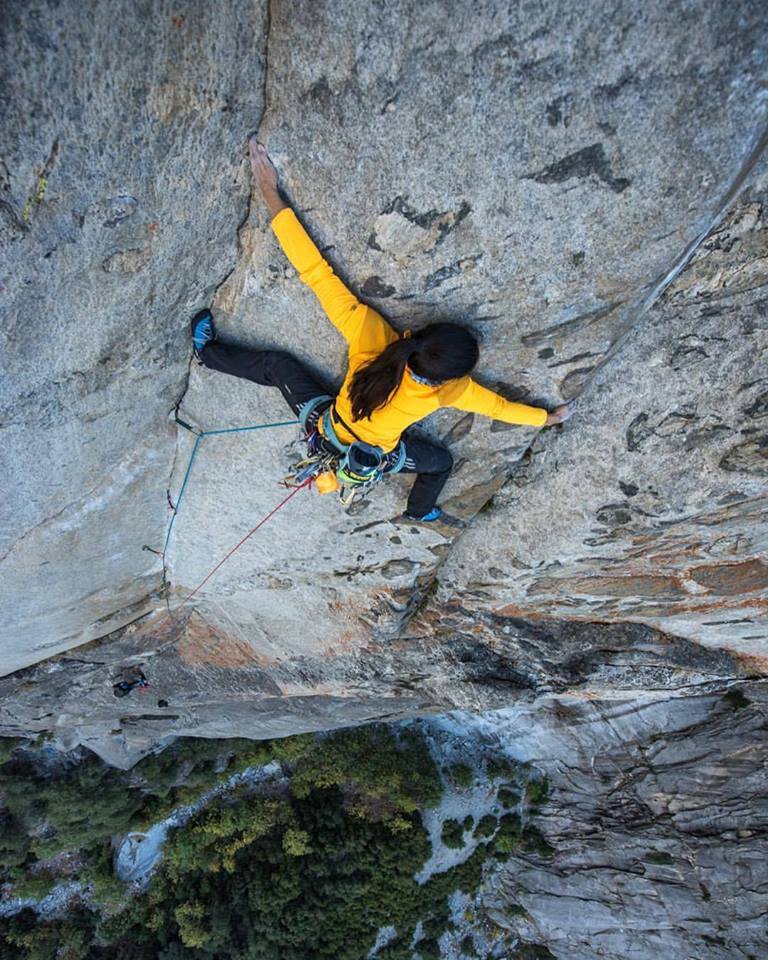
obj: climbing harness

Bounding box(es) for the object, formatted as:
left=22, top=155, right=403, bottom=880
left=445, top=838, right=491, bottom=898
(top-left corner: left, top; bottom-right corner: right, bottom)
left=283, top=397, right=406, bottom=506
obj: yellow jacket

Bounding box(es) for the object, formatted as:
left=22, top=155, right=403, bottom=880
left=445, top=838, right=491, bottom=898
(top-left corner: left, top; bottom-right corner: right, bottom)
left=271, top=208, right=547, bottom=452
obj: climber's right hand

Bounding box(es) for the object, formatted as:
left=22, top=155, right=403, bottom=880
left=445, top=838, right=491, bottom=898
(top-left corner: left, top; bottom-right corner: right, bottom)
left=545, top=401, right=575, bottom=426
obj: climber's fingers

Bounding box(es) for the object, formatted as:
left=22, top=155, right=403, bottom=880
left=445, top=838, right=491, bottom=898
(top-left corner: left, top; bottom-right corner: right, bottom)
left=248, top=136, right=278, bottom=193
left=248, top=134, right=264, bottom=159
left=546, top=401, right=576, bottom=426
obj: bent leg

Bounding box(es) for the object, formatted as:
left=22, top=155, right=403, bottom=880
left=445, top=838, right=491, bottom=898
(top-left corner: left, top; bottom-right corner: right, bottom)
left=200, top=344, right=331, bottom=418
left=396, top=434, right=454, bottom=518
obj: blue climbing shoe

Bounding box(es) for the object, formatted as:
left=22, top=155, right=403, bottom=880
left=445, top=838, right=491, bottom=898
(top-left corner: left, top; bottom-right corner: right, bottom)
left=190, top=308, right=216, bottom=357
left=406, top=507, right=444, bottom=522
left=401, top=508, right=466, bottom=532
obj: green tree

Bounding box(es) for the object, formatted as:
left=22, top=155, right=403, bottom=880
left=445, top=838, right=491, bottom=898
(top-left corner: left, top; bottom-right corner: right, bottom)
left=0, top=726, right=512, bottom=960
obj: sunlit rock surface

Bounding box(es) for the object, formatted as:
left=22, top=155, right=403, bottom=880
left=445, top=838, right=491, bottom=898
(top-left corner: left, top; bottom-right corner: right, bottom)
left=2, top=4, right=768, bottom=957
left=419, top=182, right=768, bottom=668
left=2, top=0, right=767, bottom=674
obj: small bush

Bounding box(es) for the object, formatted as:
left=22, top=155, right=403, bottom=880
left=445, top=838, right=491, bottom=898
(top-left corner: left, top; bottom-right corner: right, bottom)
left=0, top=738, right=24, bottom=767
left=494, top=812, right=522, bottom=852
left=377, top=940, right=413, bottom=960
left=441, top=819, right=465, bottom=849
left=525, top=777, right=549, bottom=807
left=0, top=813, right=31, bottom=874
left=487, top=756, right=516, bottom=781
left=474, top=814, right=498, bottom=839
left=723, top=688, right=750, bottom=710
left=417, top=937, right=441, bottom=959
left=445, top=763, right=473, bottom=789
left=79, top=844, right=125, bottom=910
left=282, top=827, right=312, bottom=856
left=645, top=850, right=674, bottom=865
left=521, top=825, right=555, bottom=858
left=498, top=786, right=518, bottom=809
left=422, top=911, right=449, bottom=940
left=507, top=902, right=529, bottom=918
left=518, top=945, right=557, bottom=960
left=174, top=900, right=210, bottom=949
left=9, top=873, right=56, bottom=900
left=460, top=933, right=475, bottom=955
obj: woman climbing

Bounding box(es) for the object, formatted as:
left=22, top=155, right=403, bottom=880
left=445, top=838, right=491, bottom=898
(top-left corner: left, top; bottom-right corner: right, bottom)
left=191, top=137, right=573, bottom=523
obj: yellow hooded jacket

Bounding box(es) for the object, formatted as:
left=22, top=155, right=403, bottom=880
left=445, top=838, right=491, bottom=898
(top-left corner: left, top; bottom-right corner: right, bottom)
left=271, top=208, right=547, bottom=452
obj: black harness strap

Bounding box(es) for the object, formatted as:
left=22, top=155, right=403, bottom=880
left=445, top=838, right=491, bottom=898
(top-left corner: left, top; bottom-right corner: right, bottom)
left=330, top=402, right=365, bottom=444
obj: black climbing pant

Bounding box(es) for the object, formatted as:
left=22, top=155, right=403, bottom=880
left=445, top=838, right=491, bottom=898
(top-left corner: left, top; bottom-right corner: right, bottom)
left=395, top=433, right=453, bottom=519
left=200, top=342, right=453, bottom=517
left=201, top=341, right=331, bottom=417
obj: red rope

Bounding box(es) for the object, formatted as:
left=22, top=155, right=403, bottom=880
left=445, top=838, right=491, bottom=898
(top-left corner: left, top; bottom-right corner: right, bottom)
left=176, top=477, right=313, bottom=610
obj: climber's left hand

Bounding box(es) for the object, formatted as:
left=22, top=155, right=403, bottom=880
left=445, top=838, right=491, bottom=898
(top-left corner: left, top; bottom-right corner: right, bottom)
left=249, top=136, right=287, bottom=218
left=249, top=136, right=278, bottom=194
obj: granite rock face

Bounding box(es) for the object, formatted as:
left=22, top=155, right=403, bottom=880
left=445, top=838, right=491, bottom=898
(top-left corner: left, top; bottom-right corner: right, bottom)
left=1, top=0, right=269, bottom=673
left=2, top=5, right=768, bottom=956
left=3, top=0, right=767, bottom=676
left=477, top=680, right=768, bottom=960
left=167, top=0, right=768, bottom=672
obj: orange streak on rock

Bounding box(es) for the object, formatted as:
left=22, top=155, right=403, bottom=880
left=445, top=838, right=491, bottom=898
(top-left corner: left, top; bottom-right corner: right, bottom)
left=175, top=616, right=275, bottom=668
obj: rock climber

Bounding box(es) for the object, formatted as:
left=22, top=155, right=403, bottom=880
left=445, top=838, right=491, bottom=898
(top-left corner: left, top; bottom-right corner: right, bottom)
left=190, top=137, right=573, bottom=524
left=112, top=666, right=149, bottom=698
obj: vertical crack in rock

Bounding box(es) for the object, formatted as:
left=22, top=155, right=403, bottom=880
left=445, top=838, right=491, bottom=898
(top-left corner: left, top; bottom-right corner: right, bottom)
left=587, top=122, right=768, bottom=385
left=395, top=121, right=768, bottom=640
left=160, top=0, right=275, bottom=610
left=257, top=0, right=274, bottom=143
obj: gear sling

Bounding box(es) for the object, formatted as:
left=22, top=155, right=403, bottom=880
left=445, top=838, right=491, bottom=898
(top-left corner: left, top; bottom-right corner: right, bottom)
left=289, top=394, right=406, bottom=505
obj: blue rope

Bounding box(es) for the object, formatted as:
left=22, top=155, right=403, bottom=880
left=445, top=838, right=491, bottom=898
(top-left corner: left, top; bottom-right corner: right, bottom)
left=202, top=420, right=296, bottom=437
left=162, top=418, right=298, bottom=559
left=162, top=433, right=202, bottom=557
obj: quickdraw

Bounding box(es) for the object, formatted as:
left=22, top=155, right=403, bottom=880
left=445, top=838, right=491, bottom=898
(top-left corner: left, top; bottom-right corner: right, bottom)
left=281, top=428, right=338, bottom=489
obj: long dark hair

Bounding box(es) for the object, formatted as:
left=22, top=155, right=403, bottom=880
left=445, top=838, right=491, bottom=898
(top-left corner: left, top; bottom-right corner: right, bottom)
left=348, top=322, right=479, bottom=421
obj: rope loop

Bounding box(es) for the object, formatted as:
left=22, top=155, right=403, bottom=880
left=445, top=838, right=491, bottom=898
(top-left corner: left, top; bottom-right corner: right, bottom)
left=160, top=413, right=298, bottom=560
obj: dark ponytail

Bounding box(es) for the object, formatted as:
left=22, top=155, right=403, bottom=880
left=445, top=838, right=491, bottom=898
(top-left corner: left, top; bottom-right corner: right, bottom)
left=349, top=338, right=419, bottom=421
left=349, top=322, right=479, bottom=421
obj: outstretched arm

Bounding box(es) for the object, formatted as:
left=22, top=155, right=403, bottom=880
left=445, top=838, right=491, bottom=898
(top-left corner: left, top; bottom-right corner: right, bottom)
left=249, top=138, right=365, bottom=343
left=450, top=379, right=575, bottom=428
